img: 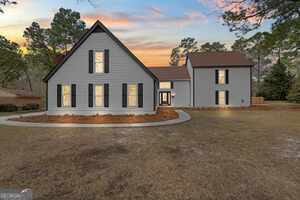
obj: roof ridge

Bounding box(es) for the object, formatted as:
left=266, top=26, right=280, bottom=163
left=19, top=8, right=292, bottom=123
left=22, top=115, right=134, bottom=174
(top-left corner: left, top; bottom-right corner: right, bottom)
left=43, top=20, right=158, bottom=82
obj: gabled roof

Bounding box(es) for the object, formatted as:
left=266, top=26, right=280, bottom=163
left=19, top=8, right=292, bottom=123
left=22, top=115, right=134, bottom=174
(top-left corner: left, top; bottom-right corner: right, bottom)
left=187, top=51, right=254, bottom=68
left=43, top=20, right=157, bottom=82
left=148, top=66, right=190, bottom=81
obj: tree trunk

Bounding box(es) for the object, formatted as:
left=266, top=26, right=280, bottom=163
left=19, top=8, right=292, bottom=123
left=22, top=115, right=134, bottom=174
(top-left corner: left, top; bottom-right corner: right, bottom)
left=257, top=55, right=261, bottom=86
left=64, top=44, right=68, bottom=55
left=25, top=70, right=33, bottom=92
left=278, top=48, right=281, bottom=64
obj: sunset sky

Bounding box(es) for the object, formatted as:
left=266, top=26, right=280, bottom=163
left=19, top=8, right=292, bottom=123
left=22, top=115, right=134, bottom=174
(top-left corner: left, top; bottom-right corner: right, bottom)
left=0, top=0, right=271, bottom=66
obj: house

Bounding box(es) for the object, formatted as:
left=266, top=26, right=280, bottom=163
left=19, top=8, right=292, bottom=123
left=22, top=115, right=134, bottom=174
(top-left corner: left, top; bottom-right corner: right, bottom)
left=43, top=20, right=253, bottom=116
left=186, top=52, right=253, bottom=107
left=43, top=20, right=158, bottom=115
left=148, top=66, right=191, bottom=107
left=148, top=52, right=253, bottom=108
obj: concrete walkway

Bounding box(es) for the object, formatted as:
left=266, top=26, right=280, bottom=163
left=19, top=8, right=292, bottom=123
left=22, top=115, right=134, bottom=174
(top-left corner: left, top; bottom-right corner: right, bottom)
left=0, top=110, right=191, bottom=128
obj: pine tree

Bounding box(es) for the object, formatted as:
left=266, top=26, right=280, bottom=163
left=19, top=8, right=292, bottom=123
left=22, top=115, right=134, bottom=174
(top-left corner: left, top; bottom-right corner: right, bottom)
left=288, top=76, right=300, bottom=103
left=259, top=61, right=294, bottom=100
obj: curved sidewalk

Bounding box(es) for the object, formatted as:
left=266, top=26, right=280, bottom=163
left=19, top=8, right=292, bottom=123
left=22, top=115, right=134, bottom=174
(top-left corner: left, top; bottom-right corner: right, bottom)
left=0, top=110, right=191, bottom=128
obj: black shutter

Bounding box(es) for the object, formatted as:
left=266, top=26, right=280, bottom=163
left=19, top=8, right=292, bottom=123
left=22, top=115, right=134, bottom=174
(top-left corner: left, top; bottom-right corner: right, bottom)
left=122, top=83, right=127, bottom=108
left=138, top=83, right=143, bottom=108
left=71, top=84, right=76, bottom=107
left=215, top=90, right=219, bottom=105
left=171, top=81, right=174, bottom=89
left=104, top=49, right=109, bottom=73
left=104, top=84, right=109, bottom=107
left=215, top=69, right=219, bottom=84
left=225, top=69, right=229, bottom=84
left=88, top=84, right=93, bottom=107
left=226, top=90, right=229, bottom=105
left=57, top=84, right=62, bottom=107
left=89, top=50, right=93, bottom=73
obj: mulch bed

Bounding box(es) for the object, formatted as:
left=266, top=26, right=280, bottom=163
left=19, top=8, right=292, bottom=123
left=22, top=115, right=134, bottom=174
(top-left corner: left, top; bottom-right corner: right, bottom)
left=10, top=108, right=179, bottom=124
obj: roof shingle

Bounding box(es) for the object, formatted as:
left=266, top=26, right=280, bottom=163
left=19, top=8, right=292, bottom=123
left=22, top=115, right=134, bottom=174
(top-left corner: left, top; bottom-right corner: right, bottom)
left=148, top=66, right=190, bottom=81
left=188, top=51, right=253, bottom=68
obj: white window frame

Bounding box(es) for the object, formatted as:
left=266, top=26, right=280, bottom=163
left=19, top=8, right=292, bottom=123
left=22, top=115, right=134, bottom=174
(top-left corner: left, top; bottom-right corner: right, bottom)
left=159, top=81, right=172, bottom=89
left=218, top=69, right=226, bottom=85
left=94, top=50, right=104, bottom=74
left=62, top=85, right=71, bottom=107
left=94, top=84, right=104, bottom=107
left=128, top=84, right=138, bottom=107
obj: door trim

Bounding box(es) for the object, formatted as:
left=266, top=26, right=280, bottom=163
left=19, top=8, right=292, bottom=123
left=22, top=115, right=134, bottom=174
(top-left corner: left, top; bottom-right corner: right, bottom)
left=159, top=91, right=171, bottom=106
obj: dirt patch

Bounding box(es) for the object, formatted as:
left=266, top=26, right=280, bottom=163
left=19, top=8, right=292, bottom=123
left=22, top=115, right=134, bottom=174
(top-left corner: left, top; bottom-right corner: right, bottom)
left=183, top=103, right=300, bottom=111
left=10, top=108, right=179, bottom=124
left=1, top=108, right=300, bottom=199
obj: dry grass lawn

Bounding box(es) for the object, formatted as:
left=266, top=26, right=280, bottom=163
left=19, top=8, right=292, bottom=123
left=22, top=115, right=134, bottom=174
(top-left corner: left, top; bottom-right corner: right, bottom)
left=0, top=106, right=300, bottom=200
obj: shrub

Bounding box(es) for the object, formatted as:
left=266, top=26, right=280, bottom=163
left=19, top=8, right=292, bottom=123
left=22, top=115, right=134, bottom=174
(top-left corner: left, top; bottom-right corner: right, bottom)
left=259, top=61, right=294, bottom=100
left=0, top=104, right=18, bottom=112
left=22, top=103, right=40, bottom=111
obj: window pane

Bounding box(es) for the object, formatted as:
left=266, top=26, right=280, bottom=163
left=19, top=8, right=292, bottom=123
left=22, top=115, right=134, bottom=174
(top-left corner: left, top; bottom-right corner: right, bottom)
left=219, top=91, right=225, bottom=105
left=95, top=51, right=104, bottom=73
left=95, top=52, right=103, bottom=62
left=219, top=70, right=225, bottom=84
left=128, top=96, right=137, bottom=107
left=159, top=82, right=171, bottom=89
left=95, top=62, right=104, bottom=73
left=95, top=85, right=104, bottom=107
left=128, top=84, right=137, bottom=107
left=63, top=85, right=71, bottom=107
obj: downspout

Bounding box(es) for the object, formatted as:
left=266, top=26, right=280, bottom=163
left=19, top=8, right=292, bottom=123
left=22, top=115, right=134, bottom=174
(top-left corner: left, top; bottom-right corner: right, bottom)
left=153, top=79, right=157, bottom=111
left=250, top=66, right=252, bottom=106
left=45, top=81, right=48, bottom=111
left=193, top=68, right=195, bottom=107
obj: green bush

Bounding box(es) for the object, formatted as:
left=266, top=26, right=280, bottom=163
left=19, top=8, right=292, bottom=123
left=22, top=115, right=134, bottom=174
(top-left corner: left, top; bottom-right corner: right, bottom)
left=259, top=61, right=294, bottom=100
left=22, top=103, right=40, bottom=111
left=0, top=104, right=18, bottom=112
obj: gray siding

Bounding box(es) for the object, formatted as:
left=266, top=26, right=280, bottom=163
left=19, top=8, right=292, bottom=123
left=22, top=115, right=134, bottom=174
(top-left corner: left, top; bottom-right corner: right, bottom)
left=48, top=32, right=155, bottom=115
left=186, top=59, right=194, bottom=106
left=194, top=67, right=251, bottom=107
left=157, top=80, right=190, bottom=107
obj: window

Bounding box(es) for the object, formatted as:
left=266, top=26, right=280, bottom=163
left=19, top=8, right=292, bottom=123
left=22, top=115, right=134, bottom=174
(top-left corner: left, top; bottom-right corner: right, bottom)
left=218, top=70, right=225, bottom=84
left=95, top=51, right=104, bottom=73
left=95, top=85, right=104, bottom=107
left=62, top=85, right=71, bottom=107
left=219, top=91, right=226, bottom=106
left=159, top=81, right=171, bottom=89
left=128, top=84, right=137, bottom=107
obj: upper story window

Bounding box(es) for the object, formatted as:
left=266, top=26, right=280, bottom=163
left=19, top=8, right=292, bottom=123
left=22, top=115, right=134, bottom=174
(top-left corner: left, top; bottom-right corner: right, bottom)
left=128, top=84, right=137, bottom=107
left=216, top=69, right=228, bottom=85
left=218, top=70, right=225, bottom=84
left=94, top=85, right=104, bottom=107
left=159, top=81, right=172, bottom=89
left=95, top=51, right=104, bottom=73
left=62, top=85, right=71, bottom=107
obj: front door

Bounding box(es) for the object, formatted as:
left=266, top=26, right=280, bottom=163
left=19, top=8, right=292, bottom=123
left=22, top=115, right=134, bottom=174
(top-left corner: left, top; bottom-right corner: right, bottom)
left=159, top=92, right=171, bottom=106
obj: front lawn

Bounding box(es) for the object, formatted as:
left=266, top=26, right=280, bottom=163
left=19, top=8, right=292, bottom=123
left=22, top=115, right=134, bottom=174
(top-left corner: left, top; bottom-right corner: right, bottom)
left=0, top=106, right=299, bottom=200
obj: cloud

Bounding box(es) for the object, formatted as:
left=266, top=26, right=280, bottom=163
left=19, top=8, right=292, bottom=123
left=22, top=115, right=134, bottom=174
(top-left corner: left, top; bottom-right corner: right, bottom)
left=82, top=8, right=208, bottom=29
left=197, top=0, right=258, bottom=23
left=82, top=12, right=132, bottom=27
left=147, top=6, right=163, bottom=17
left=0, top=5, right=208, bottom=66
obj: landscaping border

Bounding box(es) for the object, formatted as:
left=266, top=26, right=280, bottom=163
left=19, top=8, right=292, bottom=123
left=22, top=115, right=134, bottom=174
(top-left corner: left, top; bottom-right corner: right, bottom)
left=0, top=110, right=190, bottom=128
